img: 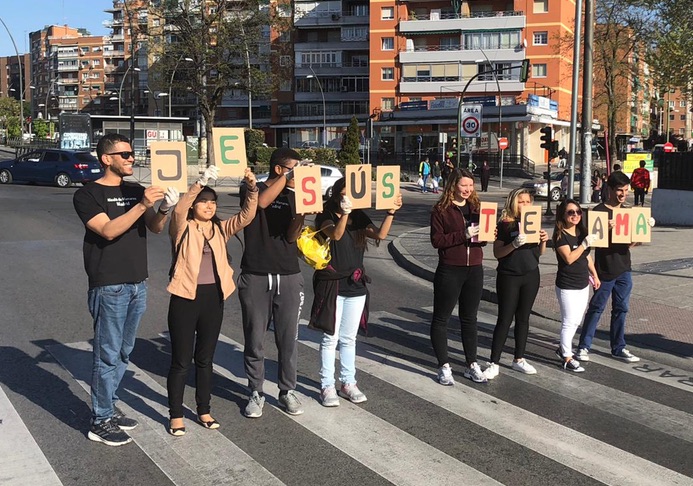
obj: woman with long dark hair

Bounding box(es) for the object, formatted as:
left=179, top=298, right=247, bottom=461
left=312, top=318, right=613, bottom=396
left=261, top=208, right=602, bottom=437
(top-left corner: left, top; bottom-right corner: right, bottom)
left=430, top=168, right=488, bottom=384
left=166, top=166, right=257, bottom=435
left=484, top=188, right=548, bottom=380
left=309, top=177, right=402, bottom=406
left=552, top=199, right=599, bottom=372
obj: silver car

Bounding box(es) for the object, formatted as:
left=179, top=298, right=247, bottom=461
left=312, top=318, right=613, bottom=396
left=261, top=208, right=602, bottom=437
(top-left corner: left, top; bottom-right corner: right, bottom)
left=522, top=171, right=582, bottom=201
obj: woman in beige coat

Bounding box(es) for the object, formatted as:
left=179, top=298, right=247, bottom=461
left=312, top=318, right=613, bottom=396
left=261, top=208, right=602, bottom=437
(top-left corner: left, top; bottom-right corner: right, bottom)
left=166, top=165, right=257, bottom=436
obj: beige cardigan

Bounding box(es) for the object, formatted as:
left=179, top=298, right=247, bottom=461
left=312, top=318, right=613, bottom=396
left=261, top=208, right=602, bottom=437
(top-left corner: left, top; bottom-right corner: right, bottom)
left=167, top=183, right=257, bottom=300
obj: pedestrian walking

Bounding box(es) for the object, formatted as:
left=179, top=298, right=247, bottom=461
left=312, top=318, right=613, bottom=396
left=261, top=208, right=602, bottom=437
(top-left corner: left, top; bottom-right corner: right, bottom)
left=552, top=199, right=600, bottom=372
left=238, top=148, right=307, bottom=418
left=430, top=168, right=488, bottom=384
left=73, top=133, right=170, bottom=446
left=441, top=157, right=454, bottom=188
left=484, top=188, right=548, bottom=380
left=630, top=160, right=651, bottom=206
left=309, top=178, right=402, bottom=407
left=431, top=160, right=442, bottom=193
left=576, top=171, right=655, bottom=363
left=480, top=159, right=491, bottom=192
left=165, top=166, right=258, bottom=437
left=419, top=157, right=431, bottom=193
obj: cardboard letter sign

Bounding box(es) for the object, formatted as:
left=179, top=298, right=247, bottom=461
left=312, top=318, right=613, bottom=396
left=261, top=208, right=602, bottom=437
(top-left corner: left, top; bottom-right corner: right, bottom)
left=150, top=141, right=188, bottom=193
left=346, top=164, right=372, bottom=209
left=212, top=127, right=247, bottom=177
left=520, top=205, right=542, bottom=243
left=375, top=166, right=400, bottom=210
left=611, top=208, right=631, bottom=244
left=587, top=209, right=609, bottom=248
left=294, top=165, right=323, bottom=215
left=630, top=207, right=651, bottom=243
left=478, top=202, right=498, bottom=242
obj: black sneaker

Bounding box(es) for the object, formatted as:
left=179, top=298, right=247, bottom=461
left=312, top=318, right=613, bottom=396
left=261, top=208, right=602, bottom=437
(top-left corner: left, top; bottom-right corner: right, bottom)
left=88, top=419, right=133, bottom=446
left=112, top=408, right=138, bottom=431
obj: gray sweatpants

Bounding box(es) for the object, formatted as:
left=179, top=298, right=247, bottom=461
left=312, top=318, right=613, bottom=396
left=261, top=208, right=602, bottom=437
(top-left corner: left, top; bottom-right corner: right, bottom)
left=238, top=272, right=304, bottom=393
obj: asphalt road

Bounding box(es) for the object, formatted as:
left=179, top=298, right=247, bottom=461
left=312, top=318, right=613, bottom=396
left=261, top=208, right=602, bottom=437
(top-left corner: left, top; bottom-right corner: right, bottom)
left=0, top=177, right=691, bottom=486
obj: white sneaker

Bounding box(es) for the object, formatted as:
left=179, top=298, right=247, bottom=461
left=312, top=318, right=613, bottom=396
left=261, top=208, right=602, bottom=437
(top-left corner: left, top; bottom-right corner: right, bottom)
left=511, top=359, right=537, bottom=375
left=463, top=362, right=488, bottom=383
left=483, top=362, right=500, bottom=380
left=437, top=363, right=455, bottom=386
left=320, top=386, right=339, bottom=407
left=575, top=348, right=590, bottom=361
left=612, top=349, right=640, bottom=363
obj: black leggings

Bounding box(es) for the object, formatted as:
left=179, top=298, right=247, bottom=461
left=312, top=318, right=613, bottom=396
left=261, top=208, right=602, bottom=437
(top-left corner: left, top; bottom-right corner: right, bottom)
left=490, top=269, right=540, bottom=363
left=167, top=284, right=223, bottom=419
left=430, top=263, right=484, bottom=367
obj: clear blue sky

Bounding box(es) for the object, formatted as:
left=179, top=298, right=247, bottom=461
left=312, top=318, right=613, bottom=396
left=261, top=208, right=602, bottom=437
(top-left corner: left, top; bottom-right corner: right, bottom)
left=0, top=0, right=112, bottom=57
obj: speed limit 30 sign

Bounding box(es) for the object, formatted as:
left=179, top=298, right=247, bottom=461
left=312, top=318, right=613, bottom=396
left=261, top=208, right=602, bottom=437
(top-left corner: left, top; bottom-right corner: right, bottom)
left=460, top=104, right=483, bottom=138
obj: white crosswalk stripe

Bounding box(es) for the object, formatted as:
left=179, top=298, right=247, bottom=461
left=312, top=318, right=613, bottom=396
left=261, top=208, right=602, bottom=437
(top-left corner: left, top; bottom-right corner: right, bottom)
left=2, top=306, right=690, bottom=485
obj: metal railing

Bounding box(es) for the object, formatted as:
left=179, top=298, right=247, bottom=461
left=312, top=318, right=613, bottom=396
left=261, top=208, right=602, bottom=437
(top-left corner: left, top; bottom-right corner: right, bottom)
left=406, top=10, right=524, bottom=21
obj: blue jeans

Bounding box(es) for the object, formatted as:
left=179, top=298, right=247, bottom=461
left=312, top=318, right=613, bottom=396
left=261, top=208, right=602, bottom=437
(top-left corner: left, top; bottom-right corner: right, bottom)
left=88, top=281, right=147, bottom=423
left=578, top=271, right=632, bottom=355
left=319, top=294, right=366, bottom=389
left=421, top=174, right=429, bottom=192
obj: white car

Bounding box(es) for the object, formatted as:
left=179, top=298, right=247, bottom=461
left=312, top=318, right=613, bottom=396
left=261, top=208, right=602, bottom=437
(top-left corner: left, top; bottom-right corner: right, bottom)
left=251, top=165, right=343, bottom=198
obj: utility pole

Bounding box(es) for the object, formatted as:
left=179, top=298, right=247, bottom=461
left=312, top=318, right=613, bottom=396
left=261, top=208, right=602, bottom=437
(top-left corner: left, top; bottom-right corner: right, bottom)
left=580, top=0, right=595, bottom=204
left=127, top=5, right=137, bottom=147
left=567, top=0, right=584, bottom=200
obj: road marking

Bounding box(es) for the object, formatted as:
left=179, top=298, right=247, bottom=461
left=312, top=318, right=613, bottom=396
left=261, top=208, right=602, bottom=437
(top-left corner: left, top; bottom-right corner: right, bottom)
left=297, top=320, right=691, bottom=486
left=0, top=385, right=63, bottom=486
left=47, top=342, right=283, bottom=486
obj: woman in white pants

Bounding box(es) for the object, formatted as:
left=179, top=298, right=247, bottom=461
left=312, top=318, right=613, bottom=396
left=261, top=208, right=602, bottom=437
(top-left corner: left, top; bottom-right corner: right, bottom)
left=552, top=199, right=600, bottom=372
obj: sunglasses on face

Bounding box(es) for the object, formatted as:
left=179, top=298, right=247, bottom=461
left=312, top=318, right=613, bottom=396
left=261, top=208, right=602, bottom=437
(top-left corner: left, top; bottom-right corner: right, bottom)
left=566, top=209, right=583, bottom=216
left=106, top=151, right=135, bottom=159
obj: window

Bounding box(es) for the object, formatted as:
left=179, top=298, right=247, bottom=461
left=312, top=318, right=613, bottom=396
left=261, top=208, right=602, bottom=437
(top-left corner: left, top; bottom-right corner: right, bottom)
left=464, top=30, right=520, bottom=50
left=533, top=0, right=548, bottom=13
left=532, top=63, right=547, bottom=78
left=382, top=67, right=394, bottom=80
left=280, top=55, right=292, bottom=67
left=440, top=37, right=460, bottom=51
left=681, top=114, right=687, bottom=121
left=381, top=7, right=394, bottom=20
left=669, top=114, right=675, bottom=121
left=382, top=37, right=394, bottom=51
left=280, top=80, right=292, bottom=92
left=680, top=100, right=687, bottom=107
left=669, top=101, right=675, bottom=108
left=342, top=26, right=368, bottom=41
left=381, top=98, right=395, bottom=111
left=533, top=31, right=548, bottom=45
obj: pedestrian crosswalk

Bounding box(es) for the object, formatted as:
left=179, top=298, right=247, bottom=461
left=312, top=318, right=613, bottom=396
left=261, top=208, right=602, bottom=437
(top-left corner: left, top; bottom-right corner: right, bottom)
left=2, top=307, right=692, bottom=486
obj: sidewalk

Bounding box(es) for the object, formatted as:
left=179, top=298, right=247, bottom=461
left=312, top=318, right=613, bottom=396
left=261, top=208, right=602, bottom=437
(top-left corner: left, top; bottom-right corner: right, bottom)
left=389, top=213, right=693, bottom=360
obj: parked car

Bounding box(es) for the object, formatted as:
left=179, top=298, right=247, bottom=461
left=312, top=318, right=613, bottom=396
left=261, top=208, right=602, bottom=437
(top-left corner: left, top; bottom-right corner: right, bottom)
left=521, top=171, right=582, bottom=201
left=245, top=164, right=343, bottom=198
left=0, top=149, right=103, bottom=188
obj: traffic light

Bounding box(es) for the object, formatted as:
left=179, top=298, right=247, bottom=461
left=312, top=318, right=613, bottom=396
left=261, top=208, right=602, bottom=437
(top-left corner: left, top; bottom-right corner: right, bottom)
left=520, top=59, right=530, bottom=83
left=540, top=126, right=552, bottom=150
left=550, top=140, right=559, bottom=159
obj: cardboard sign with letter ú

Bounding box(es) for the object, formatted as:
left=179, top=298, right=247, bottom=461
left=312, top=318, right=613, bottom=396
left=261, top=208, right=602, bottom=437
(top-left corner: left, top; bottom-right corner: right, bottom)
left=375, top=166, right=400, bottom=210
left=211, top=128, right=247, bottom=178
left=520, top=205, right=543, bottom=243
left=150, top=141, right=189, bottom=193
left=293, top=165, right=323, bottom=215
left=346, top=164, right=372, bottom=209
left=478, top=202, right=498, bottom=242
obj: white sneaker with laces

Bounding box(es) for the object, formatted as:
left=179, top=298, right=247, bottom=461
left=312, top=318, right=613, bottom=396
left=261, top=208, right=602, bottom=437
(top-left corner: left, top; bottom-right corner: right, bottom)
left=612, top=349, right=640, bottom=363
left=483, top=362, right=500, bottom=380
left=575, top=348, right=590, bottom=361
left=339, top=383, right=367, bottom=404
left=463, top=362, right=488, bottom=383
left=437, top=363, right=455, bottom=386
left=512, top=358, right=537, bottom=375
left=320, top=386, right=339, bottom=407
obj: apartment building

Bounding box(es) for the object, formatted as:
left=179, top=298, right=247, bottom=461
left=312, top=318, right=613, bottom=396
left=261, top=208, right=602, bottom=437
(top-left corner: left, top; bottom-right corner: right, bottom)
left=0, top=54, right=32, bottom=106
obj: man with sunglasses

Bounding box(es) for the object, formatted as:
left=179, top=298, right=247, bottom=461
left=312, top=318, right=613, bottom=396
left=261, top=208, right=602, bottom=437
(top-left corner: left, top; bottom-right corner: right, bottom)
left=238, top=147, right=307, bottom=418
left=577, top=171, right=655, bottom=363
left=73, top=133, right=177, bottom=446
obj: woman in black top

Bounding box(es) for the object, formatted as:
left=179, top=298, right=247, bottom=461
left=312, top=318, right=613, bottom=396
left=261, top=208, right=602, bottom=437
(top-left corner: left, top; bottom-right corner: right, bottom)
left=484, top=188, right=548, bottom=380
left=552, top=199, right=600, bottom=372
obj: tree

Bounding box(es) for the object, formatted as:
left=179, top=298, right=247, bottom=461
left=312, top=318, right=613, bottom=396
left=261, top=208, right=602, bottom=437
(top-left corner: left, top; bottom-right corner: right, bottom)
left=338, top=116, right=361, bottom=166
left=0, top=97, right=23, bottom=138
left=147, top=0, right=291, bottom=165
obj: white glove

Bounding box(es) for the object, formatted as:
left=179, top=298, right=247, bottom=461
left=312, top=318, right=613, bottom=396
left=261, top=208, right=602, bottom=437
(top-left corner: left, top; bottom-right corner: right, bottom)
left=511, top=233, right=527, bottom=249
left=648, top=217, right=656, bottom=228
left=197, top=165, right=219, bottom=186
left=582, top=234, right=597, bottom=249
left=465, top=225, right=480, bottom=240
left=340, top=196, right=353, bottom=215
left=158, top=187, right=180, bottom=214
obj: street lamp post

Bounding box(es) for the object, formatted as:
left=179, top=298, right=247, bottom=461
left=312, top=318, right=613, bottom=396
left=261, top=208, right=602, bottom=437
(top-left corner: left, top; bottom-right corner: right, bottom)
left=477, top=50, right=504, bottom=188
left=117, top=66, right=140, bottom=116
left=307, top=66, right=326, bottom=147
left=168, top=57, right=193, bottom=118
left=0, top=16, right=25, bottom=139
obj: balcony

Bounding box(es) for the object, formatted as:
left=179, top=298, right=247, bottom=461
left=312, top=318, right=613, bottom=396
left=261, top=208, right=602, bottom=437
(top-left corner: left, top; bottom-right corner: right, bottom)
left=294, top=11, right=369, bottom=28
left=399, top=78, right=524, bottom=95
left=57, top=64, right=79, bottom=72
left=295, top=61, right=369, bottom=77
left=399, top=45, right=525, bottom=64
left=295, top=40, right=368, bottom=51
left=400, top=10, right=525, bottom=34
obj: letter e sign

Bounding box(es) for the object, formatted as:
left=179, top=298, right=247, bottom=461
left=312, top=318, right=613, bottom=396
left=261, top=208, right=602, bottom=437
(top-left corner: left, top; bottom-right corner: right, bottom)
left=212, top=127, right=248, bottom=177
left=346, top=164, right=372, bottom=209
left=375, top=166, right=400, bottom=210
left=294, top=165, right=323, bottom=215
left=150, top=141, right=188, bottom=193
left=520, top=205, right=542, bottom=243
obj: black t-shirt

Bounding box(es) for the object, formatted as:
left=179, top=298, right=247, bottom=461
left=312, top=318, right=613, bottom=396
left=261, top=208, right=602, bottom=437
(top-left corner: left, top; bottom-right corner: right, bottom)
left=315, top=208, right=373, bottom=297
left=590, top=204, right=631, bottom=280
left=73, top=181, right=148, bottom=288
left=496, top=219, right=541, bottom=276
left=555, top=231, right=590, bottom=290
left=240, top=181, right=300, bottom=275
